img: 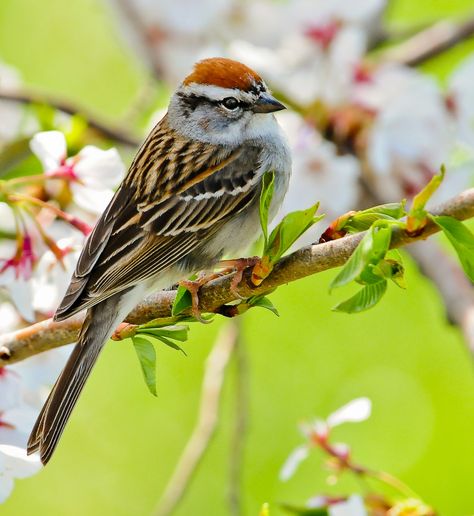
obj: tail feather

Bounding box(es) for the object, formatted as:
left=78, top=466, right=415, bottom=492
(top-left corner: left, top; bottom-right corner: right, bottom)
left=27, top=293, right=126, bottom=464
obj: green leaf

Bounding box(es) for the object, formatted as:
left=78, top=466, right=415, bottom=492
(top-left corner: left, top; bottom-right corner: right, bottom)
left=412, top=166, right=444, bottom=210
left=344, top=202, right=406, bottom=232
left=250, top=296, right=279, bottom=316
left=172, top=284, right=193, bottom=316
left=140, top=331, right=187, bottom=355
left=330, top=223, right=391, bottom=290
left=407, top=166, right=445, bottom=232
left=259, top=171, right=275, bottom=247
left=154, top=334, right=187, bottom=355
left=132, top=336, right=157, bottom=397
left=333, top=280, right=388, bottom=313
left=138, top=324, right=189, bottom=342
left=371, top=259, right=406, bottom=288
left=431, top=215, right=474, bottom=281
left=281, top=504, right=328, bottom=515
left=266, top=203, right=323, bottom=263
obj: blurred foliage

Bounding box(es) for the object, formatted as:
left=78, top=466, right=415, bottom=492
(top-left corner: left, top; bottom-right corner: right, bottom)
left=0, top=0, right=473, bottom=515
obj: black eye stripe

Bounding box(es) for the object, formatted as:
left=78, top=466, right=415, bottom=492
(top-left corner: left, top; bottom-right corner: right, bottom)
left=178, top=92, right=252, bottom=112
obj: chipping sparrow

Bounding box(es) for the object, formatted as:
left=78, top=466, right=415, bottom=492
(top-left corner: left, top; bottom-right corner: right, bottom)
left=28, top=57, right=291, bottom=464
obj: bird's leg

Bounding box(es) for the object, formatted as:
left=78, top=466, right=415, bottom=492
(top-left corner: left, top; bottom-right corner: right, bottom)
left=217, top=256, right=261, bottom=299
left=179, top=271, right=222, bottom=323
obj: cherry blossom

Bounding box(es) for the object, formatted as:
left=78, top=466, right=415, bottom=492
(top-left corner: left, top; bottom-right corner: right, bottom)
left=447, top=55, right=474, bottom=147
left=0, top=445, right=41, bottom=503
left=0, top=62, right=27, bottom=145
left=31, top=236, right=83, bottom=316
left=277, top=111, right=360, bottom=246
left=329, top=495, right=367, bottom=516
left=30, top=130, right=125, bottom=215
left=357, top=66, right=452, bottom=200
left=0, top=232, right=36, bottom=322
left=280, top=398, right=372, bottom=481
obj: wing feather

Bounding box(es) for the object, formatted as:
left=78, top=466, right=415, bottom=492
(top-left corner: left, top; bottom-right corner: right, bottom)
left=54, top=115, right=263, bottom=321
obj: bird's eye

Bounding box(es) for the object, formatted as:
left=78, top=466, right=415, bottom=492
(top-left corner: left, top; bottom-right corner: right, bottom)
left=221, top=97, right=240, bottom=110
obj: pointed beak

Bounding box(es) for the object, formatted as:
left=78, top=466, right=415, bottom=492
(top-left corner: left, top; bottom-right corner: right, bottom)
left=252, top=93, right=286, bottom=113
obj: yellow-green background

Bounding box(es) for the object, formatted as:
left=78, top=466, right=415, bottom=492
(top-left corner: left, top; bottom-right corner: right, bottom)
left=0, top=1, right=473, bottom=515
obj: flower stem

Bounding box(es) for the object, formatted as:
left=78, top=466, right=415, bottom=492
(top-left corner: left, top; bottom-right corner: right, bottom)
left=8, top=192, right=92, bottom=235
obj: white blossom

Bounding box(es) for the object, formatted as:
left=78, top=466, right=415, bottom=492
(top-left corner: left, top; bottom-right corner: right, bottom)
left=279, top=445, right=310, bottom=481
left=30, top=130, right=125, bottom=215
left=31, top=236, right=82, bottom=316
left=360, top=66, right=452, bottom=200
left=0, top=368, right=21, bottom=413
left=277, top=111, right=360, bottom=246
left=326, top=397, right=372, bottom=428
left=329, top=495, right=367, bottom=516
left=0, top=237, right=35, bottom=322
left=0, top=445, right=42, bottom=503
left=448, top=55, right=474, bottom=147
left=0, top=62, right=26, bottom=144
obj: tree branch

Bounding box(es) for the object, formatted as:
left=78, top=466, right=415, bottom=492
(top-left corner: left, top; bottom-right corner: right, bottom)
left=0, top=89, right=140, bottom=147
left=379, top=17, right=474, bottom=67
left=228, top=319, right=247, bottom=516
left=153, top=321, right=239, bottom=516
left=0, top=188, right=473, bottom=366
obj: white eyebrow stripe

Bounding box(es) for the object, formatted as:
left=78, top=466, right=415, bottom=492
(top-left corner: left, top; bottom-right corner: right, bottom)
left=181, top=83, right=261, bottom=103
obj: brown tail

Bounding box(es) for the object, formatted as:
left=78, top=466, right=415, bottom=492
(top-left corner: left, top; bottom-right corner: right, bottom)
left=27, top=294, right=124, bottom=464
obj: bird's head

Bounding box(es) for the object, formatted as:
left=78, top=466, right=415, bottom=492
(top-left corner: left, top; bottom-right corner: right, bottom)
left=168, top=57, right=286, bottom=145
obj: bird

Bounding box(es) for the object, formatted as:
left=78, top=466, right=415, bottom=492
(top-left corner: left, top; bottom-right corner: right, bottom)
left=27, top=57, right=291, bottom=464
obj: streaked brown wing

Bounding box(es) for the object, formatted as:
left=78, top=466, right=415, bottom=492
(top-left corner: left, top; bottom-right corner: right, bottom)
left=54, top=116, right=263, bottom=321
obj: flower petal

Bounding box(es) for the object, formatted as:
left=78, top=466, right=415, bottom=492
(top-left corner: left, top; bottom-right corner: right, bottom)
left=0, top=444, right=42, bottom=478
left=74, top=146, right=125, bottom=189
left=30, top=131, right=67, bottom=172
left=279, top=445, right=310, bottom=481
left=70, top=183, right=114, bottom=215
left=329, top=495, right=367, bottom=516
left=326, top=397, right=372, bottom=428
left=0, top=368, right=21, bottom=412
left=0, top=474, right=14, bottom=503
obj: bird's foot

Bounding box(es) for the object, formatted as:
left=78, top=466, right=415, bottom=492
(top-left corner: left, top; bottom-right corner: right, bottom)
left=179, top=272, right=222, bottom=323
left=217, top=256, right=261, bottom=299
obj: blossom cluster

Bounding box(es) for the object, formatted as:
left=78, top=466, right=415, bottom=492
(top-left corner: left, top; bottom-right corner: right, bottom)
left=0, top=125, right=125, bottom=500
left=280, top=398, right=434, bottom=515
left=108, top=0, right=474, bottom=244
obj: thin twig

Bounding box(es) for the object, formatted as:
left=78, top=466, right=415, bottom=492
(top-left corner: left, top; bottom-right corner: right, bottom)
left=228, top=319, right=248, bottom=516
left=379, top=17, right=474, bottom=67
left=0, top=89, right=140, bottom=147
left=0, top=188, right=473, bottom=366
left=112, top=0, right=164, bottom=78
left=153, top=321, right=239, bottom=516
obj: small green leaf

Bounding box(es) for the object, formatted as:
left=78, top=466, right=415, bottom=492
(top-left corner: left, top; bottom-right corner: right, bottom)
left=344, top=202, right=406, bottom=232
left=266, top=203, right=322, bottom=263
left=281, top=503, right=328, bottom=515
left=407, top=166, right=445, bottom=233
left=330, top=223, right=391, bottom=291
left=140, top=332, right=187, bottom=355
left=259, top=171, right=275, bottom=247
left=431, top=215, right=474, bottom=281
left=172, top=284, right=193, bottom=316
left=333, top=280, right=387, bottom=313
left=250, top=296, right=279, bottom=316
left=412, top=166, right=445, bottom=212
left=132, top=336, right=157, bottom=396
left=138, top=324, right=189, bottom=342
